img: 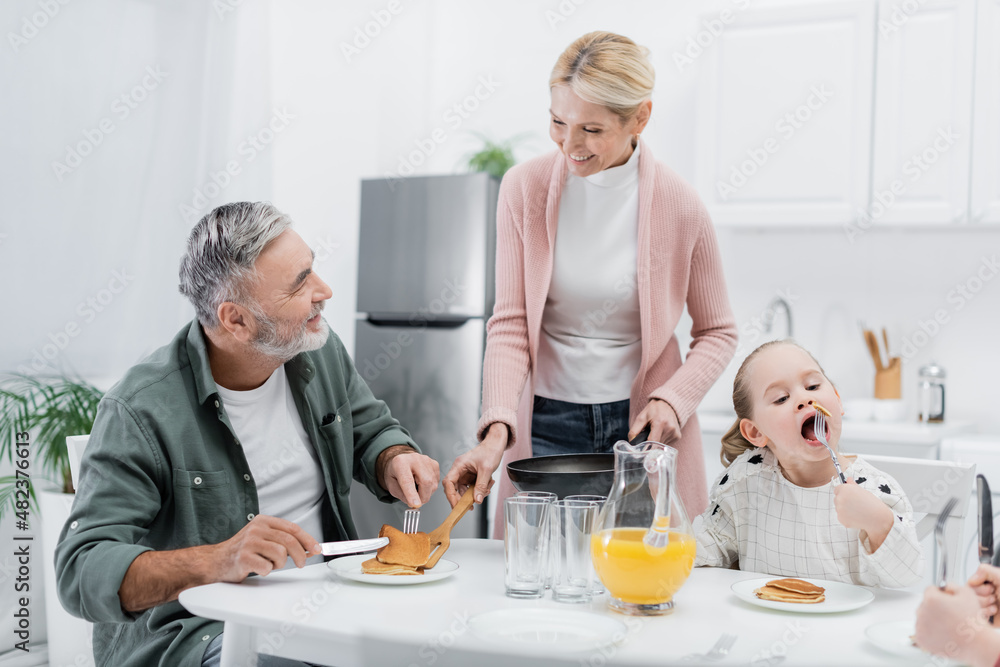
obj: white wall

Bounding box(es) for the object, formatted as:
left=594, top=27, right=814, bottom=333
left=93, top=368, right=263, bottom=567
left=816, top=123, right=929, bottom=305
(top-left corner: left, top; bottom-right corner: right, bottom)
left=2, top=0, right=996, bottom=427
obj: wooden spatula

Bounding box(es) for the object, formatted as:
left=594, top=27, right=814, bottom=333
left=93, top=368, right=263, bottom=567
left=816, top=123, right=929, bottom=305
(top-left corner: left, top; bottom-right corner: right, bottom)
left=424, top=486, right=476, bottom=568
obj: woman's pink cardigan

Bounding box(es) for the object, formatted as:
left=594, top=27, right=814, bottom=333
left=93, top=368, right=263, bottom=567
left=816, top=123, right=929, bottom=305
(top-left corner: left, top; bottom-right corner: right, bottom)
left=478, top=140, right=738, bottom=531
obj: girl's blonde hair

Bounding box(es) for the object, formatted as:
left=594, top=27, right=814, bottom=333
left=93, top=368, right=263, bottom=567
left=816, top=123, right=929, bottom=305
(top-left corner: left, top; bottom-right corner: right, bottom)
left=549, top=31, right=655, bottom=122
left=720, top=340, right=833, bottom=466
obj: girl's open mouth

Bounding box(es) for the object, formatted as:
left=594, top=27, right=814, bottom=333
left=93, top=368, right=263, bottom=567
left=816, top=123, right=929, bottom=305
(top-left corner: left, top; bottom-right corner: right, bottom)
left=800, top=414, right=828, bottom=444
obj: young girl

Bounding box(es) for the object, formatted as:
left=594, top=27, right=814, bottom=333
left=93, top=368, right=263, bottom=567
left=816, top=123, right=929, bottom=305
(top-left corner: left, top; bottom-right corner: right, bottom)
left=694, top=340, right=923, bottom=587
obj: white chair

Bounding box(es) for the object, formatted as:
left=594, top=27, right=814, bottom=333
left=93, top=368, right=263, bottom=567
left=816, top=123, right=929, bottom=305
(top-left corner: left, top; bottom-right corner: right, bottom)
left=66, top=434, right=89, bottom=491
left=864, top=454, right=976, bottom=585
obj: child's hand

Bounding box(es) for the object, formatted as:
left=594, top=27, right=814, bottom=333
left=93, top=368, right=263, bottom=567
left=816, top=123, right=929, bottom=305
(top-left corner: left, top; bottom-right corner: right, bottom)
left=833, top=479, right=893, bottom=550
left=968, top=563, right=1000, bottom=622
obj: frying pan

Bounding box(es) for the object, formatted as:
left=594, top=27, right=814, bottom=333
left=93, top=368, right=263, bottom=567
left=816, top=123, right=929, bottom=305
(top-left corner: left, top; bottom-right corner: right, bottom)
left=506, top=453, right=615, bottom=499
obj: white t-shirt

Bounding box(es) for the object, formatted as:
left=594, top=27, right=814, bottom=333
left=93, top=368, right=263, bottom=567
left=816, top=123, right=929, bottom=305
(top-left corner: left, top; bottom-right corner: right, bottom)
left=217, top=366, right=326, bottom=566
left=534, top=143, right=642, bottom=404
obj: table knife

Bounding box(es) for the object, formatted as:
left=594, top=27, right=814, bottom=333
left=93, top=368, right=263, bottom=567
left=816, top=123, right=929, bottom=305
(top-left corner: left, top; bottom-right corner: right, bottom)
left=319, top=537, right=388, bottom=556
left=979, top=474, right=994, bottom=566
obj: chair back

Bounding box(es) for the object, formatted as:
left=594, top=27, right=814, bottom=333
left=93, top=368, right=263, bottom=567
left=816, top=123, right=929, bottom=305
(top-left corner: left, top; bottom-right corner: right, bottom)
left=864, top=454, right=976, bottom=584
left=66, top=434, right=90, bottom=492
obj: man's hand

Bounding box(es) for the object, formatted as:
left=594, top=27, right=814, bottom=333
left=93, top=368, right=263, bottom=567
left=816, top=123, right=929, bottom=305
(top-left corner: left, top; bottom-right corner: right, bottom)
left=212, top=515, right=320, bottom=582
left=119, top=515, right=319, bottom=613
left=378, top=445, right=440, bottom=507
left=833, top=478, right=893, bottom=550
left=968, top=563, right=1000, bottom=620
left=443, top=422, right=506, bottom=506
left=629, top=398, right=681, bottom=445
left=915, top=584, right=1000, bottom=667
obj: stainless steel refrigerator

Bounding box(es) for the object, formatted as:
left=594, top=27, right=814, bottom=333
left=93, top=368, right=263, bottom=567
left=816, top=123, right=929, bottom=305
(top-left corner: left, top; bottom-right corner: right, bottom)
left=350, top=173, right=499, bottom=539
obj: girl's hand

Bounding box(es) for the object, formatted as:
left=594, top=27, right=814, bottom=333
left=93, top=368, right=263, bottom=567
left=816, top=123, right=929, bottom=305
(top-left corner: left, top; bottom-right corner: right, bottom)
left=629, top=398, right=681, bottom=445
left=833, top=479, right=893, bottom=550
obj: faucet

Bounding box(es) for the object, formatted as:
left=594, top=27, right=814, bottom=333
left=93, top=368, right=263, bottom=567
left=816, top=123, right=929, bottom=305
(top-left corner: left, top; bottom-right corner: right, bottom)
left=762, top=296, right=793, bottom=339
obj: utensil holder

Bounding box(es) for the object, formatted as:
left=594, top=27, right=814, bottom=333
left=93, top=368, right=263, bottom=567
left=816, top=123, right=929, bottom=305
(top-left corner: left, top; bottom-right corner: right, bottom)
left=874, top=357, right=901, bottom=399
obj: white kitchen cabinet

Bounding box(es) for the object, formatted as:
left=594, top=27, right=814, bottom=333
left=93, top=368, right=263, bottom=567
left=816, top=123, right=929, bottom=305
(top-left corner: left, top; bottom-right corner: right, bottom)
left=971, top=0, right=1000, bottom=226
left=869, top=0, right=976, bottom=225
left=695, top=2, right=876, bottom=226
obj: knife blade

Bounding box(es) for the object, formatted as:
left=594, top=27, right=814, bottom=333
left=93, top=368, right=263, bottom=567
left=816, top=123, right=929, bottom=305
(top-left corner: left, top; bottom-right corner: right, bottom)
left=979, top=475, right=994, bottom=565
left=319, top=536, right=388, bottom=557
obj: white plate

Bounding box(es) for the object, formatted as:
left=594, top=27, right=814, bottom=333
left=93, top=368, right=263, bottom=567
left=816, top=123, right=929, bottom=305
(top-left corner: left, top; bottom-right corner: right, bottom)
left=730, top=577, right=874, bottom=613
left=468, top=609, right=627, bottom=653
left=327, top=554, right=459, bottom=585
left=865, top=620, right=957, bottom=663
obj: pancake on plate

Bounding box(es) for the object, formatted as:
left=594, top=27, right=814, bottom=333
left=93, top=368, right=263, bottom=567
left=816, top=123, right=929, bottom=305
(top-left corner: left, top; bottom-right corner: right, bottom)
left=360, top=524, right=431, bottom=575
left=754, top=578, right=826, bottom=604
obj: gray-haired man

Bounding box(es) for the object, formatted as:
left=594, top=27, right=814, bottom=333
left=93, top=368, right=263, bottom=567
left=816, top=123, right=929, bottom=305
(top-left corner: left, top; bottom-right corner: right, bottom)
left=55, top=202, right=440, bottom=667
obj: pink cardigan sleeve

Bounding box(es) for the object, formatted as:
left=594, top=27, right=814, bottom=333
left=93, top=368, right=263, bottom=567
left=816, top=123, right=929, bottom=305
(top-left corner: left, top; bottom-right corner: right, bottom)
left=477, top=188, right=531, bottom=446
left=648, top=208, right=738, bottom=424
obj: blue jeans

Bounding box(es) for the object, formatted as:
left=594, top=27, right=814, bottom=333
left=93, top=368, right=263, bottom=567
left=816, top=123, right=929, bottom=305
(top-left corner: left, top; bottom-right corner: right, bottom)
left=531, top=395, right=631, bottom=457
left=202, top=634, right=318, bottom=667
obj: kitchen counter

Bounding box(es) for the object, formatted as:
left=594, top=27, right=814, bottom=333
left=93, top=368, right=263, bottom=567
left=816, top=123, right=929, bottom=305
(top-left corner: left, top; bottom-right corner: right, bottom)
left=697, top=410, right=974, bottom=451
left=697, top=410, right=976, bottom=489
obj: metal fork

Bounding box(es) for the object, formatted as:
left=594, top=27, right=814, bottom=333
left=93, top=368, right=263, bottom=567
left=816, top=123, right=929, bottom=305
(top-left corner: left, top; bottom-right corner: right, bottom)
left=403, top=507, right=420, bottom=534
left=681, top=633, right=737, bottom=662
left=935, top=496, right=959, bottom=589
left=812, top=410, right=847, bottom=484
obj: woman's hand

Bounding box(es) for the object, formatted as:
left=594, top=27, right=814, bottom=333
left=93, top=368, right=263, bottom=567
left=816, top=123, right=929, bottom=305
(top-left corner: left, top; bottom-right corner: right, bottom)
left=833, top=479, right=893, bottom=550
left=442, top=423, right=505, bottom=507
left=629, top=398, right=681, bottom=445
left=915, top=584, right=1000, bottom=667
left=968, top=563, right=1000, bottom=621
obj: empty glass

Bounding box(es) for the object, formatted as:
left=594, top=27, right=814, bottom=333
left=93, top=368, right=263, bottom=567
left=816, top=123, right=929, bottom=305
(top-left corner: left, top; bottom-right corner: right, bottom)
left=550, top=499, right=599, bottom=603
left=504, top=496, right=551, bottom=599
left=565, top=494, right=607, bottom=595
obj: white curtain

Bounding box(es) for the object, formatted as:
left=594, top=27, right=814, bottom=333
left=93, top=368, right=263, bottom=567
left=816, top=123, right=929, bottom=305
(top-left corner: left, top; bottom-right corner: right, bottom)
left=0, top=0, right=276, bottom=655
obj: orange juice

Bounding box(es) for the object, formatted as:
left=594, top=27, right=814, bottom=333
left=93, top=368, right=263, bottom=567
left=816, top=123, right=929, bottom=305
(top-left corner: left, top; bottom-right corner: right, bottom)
left=591, top=527, right=695, bottom=605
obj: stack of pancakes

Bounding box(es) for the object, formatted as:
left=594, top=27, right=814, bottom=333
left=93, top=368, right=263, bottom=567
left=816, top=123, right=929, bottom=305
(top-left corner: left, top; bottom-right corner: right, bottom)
left=361, top=524, right=431, bottom=576
left=754, top=578, right=826, bottom=604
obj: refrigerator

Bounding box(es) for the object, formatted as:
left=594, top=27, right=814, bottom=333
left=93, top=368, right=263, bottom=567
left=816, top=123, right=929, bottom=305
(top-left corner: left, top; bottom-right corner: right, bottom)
left=350, top=172, right=499, bottom=539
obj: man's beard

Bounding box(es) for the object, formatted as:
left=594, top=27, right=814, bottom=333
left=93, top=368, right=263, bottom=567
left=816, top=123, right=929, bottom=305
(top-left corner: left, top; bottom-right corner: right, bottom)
left=249, top=304, right=330, bottom=363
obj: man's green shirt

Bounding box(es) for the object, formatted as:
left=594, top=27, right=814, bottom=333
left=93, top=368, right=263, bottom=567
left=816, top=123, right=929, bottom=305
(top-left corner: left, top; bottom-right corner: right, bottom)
left=55, top=321, right=417, bottom=667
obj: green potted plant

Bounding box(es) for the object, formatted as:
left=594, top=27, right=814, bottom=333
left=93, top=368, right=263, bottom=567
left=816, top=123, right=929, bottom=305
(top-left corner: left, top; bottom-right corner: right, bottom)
left=464, top=131, right=527, bottom=180
left=0, top=372, right=103, bottom=663
left=0, top=372, right=103, bottom=512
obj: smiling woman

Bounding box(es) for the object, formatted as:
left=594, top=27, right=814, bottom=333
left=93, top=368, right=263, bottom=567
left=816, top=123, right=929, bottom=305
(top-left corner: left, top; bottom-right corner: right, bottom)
left=442, top=31, right=738, bottom=530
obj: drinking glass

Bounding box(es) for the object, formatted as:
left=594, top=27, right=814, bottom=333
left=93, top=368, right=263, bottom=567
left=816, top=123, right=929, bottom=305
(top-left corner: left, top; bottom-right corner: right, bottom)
left=550, top=499, right=599, bottom=603
left=504, top=496, right=551, bottom=599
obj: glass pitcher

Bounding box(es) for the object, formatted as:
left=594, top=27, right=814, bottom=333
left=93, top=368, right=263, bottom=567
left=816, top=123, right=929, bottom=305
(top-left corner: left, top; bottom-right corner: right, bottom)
left=591, top=440, right=695, bottom=615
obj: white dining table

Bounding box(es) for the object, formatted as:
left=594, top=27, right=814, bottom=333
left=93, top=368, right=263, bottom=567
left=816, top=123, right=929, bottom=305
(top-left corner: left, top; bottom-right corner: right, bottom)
left=179, top=538, right=931, bottom=667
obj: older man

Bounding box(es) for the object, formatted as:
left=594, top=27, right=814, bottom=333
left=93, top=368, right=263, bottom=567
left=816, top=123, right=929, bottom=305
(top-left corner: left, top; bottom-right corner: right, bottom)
left=55, top=202, right=439, bottom=667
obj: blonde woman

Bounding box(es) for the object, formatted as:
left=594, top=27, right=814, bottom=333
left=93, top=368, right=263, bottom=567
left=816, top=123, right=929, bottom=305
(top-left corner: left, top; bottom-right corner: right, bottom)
left=694, top=340, right=923, bottom=587
left=443, top=31, right=737, bottom=524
